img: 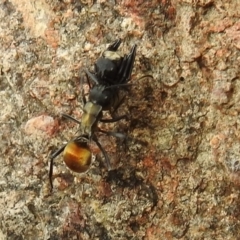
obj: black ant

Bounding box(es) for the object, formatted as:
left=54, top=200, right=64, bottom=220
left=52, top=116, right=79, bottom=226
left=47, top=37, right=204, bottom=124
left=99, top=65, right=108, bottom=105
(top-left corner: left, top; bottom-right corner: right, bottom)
left=49, top=39, right=137, bottom=190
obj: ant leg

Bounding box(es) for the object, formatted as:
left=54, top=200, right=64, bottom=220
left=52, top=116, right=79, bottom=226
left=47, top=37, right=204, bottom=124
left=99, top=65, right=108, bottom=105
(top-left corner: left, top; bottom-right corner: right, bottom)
left=62, top=113, right=81, bottom=125
left=80, top=74, right=89, bottom=105
left=98, top=129, right=126, bottom=139
left=85, top=69, right=99, bottom=85
left=82, top=93, right=87, bottom=105
left=107, top=39, right=122, bottom=51
left=84, top=71, right=92, bottom=89
left=98, top=129, right=128, bottom=159
left=111, top=95, right=126, bottom=115
left=49, top=144, right=67, bottom=190
left=92, top=134, right=111, bottom=170
left=100, top=115, right=127, bottom=123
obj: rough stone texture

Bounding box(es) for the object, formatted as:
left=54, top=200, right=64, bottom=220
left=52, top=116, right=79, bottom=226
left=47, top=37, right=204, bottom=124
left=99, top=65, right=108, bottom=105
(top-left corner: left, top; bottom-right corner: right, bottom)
left=1, top=0, right=240, bottom=239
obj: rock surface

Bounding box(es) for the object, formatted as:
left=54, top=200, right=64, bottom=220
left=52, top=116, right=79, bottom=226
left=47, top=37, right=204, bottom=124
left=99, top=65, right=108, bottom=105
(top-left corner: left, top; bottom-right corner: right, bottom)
left=1, top=0, right=240, bottom=239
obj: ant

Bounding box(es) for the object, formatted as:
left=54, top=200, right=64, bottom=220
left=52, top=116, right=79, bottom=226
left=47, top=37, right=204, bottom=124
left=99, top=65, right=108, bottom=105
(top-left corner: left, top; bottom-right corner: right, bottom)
left=49, top=39, right=137, bottom=190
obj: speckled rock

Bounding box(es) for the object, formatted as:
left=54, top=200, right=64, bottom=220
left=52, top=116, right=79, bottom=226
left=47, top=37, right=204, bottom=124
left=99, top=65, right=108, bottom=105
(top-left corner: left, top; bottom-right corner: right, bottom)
left=1, top=0, right=240, bottom=239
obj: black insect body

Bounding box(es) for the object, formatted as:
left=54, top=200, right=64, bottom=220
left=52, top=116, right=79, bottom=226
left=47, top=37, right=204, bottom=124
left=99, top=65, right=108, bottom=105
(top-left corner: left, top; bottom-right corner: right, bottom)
left=92, top=39, right=136, bottom=85
left=49, top=39, right=136, bottom=190
left=82, top=39, right=136, bottom=137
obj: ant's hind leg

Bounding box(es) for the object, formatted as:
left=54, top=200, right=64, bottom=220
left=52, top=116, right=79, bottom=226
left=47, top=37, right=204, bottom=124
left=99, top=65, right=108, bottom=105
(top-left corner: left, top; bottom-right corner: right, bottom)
left=49, top=144, right=67, bottom=190
left=98, top=129, right=129, bottom=158
left=98, top=129, right=127, bottom=140
left=92, top=134, right=111, bottom=170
